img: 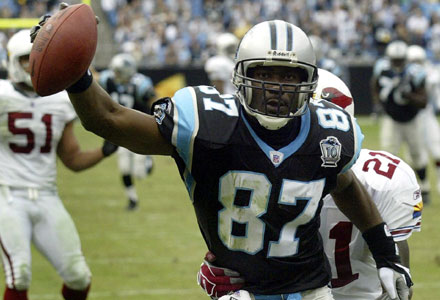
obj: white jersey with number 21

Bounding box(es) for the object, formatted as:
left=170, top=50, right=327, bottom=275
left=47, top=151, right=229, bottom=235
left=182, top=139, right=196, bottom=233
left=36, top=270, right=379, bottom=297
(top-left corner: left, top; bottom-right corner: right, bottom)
left=320, top=149, right=422, bottom=300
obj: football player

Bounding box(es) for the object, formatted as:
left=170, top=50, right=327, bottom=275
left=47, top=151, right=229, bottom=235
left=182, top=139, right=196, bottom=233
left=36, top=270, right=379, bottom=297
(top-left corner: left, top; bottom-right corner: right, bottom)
left=204, top=32, right=239, bottom=95
left=371, top=40, right=430, bottom=204
left=198, top=69, right=421, bottom=300
left=317, top=69, right=420, bottom=300
left=406, top=45, right=440, bottom=199
left=98, top=53, right=156, bottom=210
left=0, top=30, right=117, bottom=300
left=32, top=12, right=412, bottom=300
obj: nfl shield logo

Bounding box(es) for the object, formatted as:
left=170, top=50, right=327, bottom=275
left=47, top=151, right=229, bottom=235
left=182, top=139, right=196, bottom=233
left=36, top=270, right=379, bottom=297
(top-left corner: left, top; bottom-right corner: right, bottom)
left=270, top=151, right=284, bottom=167
left=320, top=136, right=341, bottom=167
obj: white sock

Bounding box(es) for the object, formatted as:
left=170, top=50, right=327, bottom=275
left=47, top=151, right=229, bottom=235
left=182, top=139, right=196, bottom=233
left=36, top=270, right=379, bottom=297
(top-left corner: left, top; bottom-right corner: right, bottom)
left=126, top=186, right=138, bottom=202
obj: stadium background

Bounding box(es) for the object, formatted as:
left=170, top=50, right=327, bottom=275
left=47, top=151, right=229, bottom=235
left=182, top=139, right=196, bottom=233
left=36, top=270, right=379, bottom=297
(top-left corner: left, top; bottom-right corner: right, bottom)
left=0, top=0, right=440, bottom=299
left=4, top=0, right=440, bottom=114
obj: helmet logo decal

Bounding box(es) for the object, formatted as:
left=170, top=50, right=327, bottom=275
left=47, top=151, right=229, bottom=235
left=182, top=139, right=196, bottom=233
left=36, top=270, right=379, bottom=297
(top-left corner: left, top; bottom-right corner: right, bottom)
left=320, top=136, right=341, bottom=167
left=266, top=50, right=297, bottom=62
left=321, top=87, right=352, bottom=109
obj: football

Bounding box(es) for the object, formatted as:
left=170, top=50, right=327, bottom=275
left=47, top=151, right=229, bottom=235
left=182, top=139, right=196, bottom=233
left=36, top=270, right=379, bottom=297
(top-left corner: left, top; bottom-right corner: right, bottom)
left=30, top=4, right=97, bottom=96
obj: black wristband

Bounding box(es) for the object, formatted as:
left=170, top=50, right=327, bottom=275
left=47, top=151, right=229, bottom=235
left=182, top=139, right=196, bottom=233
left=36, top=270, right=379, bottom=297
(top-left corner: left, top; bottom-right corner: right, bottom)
left=362, top=222, right=401, bottom=268
left=102, top=140, right=118, bottom=157
left=66, top=69, right=93, bottom=93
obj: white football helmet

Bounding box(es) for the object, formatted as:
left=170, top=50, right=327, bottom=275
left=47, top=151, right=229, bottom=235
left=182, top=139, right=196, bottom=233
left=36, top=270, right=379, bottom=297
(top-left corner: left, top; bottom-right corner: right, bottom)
left=109, top=53, right=137, bottom=84
left=406, top=45, right=426, bottom=64
left=385, top=40, right=408, bottom=72
left=233, top=20, right=318, bottom=130
left=314, top=68, right=354, bottom=116
left=6, top=29, right=33, bottom=88
left=217, top=32, right=239, bottom=59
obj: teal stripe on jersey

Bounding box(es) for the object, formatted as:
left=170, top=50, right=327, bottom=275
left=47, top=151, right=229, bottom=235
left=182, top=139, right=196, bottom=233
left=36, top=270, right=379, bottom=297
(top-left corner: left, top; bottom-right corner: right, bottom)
left=242, top=108, right=311, bottom=167
left=173, top=87, right=197, bottom=167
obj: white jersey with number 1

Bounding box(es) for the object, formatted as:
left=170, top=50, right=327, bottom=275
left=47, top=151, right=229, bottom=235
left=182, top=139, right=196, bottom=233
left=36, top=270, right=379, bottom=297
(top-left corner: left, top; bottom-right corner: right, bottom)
left=319, top=149, right=422, bottom=300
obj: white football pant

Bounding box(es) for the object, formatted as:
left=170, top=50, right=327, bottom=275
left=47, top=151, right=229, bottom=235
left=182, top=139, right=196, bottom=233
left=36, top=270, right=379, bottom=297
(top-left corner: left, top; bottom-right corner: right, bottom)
left=380, top=113, right=428, bottom=170
left=0, top=186, right=91, bottom=291
left=117, top=147, right=150, bottom=179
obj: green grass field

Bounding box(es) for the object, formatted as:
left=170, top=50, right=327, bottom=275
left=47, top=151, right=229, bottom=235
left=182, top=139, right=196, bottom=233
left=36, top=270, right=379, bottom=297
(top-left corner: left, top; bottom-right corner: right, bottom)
left=4, top=116, right=440, bottom=299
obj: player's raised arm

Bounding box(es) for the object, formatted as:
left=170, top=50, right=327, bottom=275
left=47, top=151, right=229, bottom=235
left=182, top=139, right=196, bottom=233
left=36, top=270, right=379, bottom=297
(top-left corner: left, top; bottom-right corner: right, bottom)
left=68, top=80, right=172, bottom=155
left=29, top=3, right=173, bottom=156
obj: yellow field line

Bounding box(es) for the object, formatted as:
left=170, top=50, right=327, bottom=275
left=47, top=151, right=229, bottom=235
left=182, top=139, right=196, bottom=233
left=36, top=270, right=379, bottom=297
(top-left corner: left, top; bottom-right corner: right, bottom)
left=0, top=0, right=91, bottom=29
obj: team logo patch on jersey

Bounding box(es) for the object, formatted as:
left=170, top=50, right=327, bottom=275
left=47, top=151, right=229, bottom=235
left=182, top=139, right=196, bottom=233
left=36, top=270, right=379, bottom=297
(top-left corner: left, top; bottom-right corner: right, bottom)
left=320, top=136, right=341, bottom=167
left=153, top=101, right=170, bottom=125
left=270, top=151, right=284, bottom=167
left=413, top=189, right=421, bottom=200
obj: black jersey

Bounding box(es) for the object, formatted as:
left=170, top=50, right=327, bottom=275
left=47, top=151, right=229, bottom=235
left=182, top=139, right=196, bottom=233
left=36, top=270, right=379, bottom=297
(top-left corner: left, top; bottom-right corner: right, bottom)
left=98, top=70, right=156, bottom=113
left=153, top=86, right=363, bottom=295
left=375, top=60, right=426, bottom=122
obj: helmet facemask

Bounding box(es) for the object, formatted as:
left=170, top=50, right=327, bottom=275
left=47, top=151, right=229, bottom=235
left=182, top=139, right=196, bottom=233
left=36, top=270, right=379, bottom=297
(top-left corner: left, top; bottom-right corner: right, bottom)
left=234, top=59, right=318, bottom=130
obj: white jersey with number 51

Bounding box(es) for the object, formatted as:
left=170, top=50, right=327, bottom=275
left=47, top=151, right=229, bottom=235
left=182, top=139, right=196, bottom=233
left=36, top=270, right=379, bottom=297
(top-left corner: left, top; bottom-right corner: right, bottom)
left=0, top=80, right=76, bottom=189
left=320, top=149, right=422, bottom=300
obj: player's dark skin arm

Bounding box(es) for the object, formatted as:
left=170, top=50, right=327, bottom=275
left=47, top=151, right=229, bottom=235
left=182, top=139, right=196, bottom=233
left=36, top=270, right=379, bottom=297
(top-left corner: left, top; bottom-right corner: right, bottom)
left=67, top=80, right=173, bottom=155
left=331, top=170, right=383, bottom=232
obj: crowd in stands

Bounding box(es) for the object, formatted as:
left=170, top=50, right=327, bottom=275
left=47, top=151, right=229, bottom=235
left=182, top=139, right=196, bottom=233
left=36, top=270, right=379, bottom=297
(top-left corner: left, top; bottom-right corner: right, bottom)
left=2, top=0, right=440, bottom=68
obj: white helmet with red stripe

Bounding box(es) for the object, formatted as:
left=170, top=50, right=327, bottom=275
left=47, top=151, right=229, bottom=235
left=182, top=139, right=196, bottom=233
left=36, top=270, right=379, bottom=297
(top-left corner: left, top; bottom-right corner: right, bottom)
left=314, top=68, right=354, bottom=116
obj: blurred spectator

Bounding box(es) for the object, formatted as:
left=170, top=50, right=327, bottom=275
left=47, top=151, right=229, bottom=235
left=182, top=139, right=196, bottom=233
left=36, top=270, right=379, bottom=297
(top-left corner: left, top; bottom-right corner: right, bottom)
left=5, top=0, right=440, bottom=69
left=406, top=6, right=430, bottom=45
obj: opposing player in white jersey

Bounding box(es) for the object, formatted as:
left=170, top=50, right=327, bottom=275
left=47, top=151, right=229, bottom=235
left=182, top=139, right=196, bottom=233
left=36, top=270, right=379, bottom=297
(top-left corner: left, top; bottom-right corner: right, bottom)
left=204, top=32, right=238, bottom=95
left=0, top=30, right=117, bottom=300
left=406, top=45, right=440, bottom=197
left=317, top=69, right=421, bottom=300
left=320, top=149, right=421, bottom=300
left=197, top=69, right=421, bottom=300
left=98, top=53, right=156, bottom=210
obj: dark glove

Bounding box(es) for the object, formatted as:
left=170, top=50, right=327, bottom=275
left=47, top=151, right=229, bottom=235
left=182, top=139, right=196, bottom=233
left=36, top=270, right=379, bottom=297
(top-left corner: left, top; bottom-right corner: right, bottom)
left=197, top=251, right=245, bottom=299
left=102, top=140, right=118, bottom=157
left=30, top=2, right=69, bottom=43
left=30, top=2, right=99, bottom=43
left=363, top=223, right=412, bottom=300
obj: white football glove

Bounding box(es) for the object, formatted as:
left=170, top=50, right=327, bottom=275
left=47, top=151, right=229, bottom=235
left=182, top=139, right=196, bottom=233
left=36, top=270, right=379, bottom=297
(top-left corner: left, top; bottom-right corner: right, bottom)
left=377, top=265, right=411, bottom=300
left=218, top=290, right=255, bottom=300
